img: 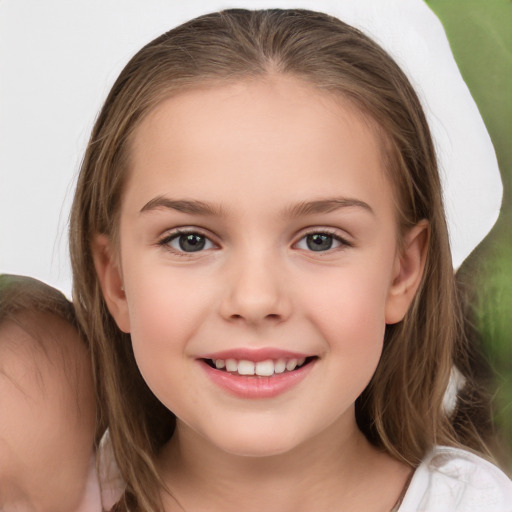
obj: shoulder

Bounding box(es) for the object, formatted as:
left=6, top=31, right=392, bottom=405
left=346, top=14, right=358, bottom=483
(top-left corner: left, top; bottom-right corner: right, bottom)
left=399, top=446, right=512, bottom=512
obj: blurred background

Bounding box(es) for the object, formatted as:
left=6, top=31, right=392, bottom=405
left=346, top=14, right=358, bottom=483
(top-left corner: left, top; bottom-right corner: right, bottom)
left=426, top=0, right=512, bottom=474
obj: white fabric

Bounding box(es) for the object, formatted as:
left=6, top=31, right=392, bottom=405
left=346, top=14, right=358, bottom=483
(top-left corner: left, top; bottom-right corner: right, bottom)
left=98, top=430, right=126, bottom=511
left=399, top=446, right=512, bottom=511
left=0, top=0, right=502, bottom=295
left=87, top=443, right=512, bottom=511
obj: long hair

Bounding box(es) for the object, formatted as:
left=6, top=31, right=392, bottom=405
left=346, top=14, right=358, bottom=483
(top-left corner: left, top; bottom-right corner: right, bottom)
left=69, top=9, right=488, bottom=511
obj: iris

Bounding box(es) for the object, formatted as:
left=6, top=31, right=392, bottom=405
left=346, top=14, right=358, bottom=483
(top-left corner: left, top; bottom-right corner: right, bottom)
left=306, top=233, right=334, bottom=251
left=178, top=233, right=206, bottom=252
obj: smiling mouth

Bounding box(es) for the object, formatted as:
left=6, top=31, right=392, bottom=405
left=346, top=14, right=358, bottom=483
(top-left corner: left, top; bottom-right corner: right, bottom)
left=202, top=356, right=316, bottom=377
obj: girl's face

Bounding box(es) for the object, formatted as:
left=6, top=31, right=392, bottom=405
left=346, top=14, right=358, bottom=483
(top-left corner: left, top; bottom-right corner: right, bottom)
left=97, top=76, right=426, bottom=457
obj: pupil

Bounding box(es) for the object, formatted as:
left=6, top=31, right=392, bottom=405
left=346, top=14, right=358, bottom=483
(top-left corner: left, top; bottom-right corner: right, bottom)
left=179, top=234, right=205, bottom=252
left=307, top=234, right=333, bottom=251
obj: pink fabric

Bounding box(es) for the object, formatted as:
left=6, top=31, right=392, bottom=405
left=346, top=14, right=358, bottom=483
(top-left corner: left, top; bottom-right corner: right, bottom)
left=72, top=432, right=125, bottom=511
left=74, top=455, right=102, bottom=512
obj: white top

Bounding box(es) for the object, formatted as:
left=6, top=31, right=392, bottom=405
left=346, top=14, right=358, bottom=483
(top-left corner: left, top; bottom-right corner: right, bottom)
left=87, top=441, right=512, bottom=511
left=399, top=446, right=512, bottom=511
left=97, top=430, right=126, bottom=511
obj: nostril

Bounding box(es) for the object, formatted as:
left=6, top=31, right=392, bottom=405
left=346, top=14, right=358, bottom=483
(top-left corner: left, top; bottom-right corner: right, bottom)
left=220, top=286, right=291, bottom=324
left=229, top=313, right=281, bottom=321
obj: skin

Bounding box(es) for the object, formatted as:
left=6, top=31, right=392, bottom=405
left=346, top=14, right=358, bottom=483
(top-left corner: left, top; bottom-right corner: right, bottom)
left=95, top=75, right=428, bottom=511
left=0, top=313, right=96, bottom=512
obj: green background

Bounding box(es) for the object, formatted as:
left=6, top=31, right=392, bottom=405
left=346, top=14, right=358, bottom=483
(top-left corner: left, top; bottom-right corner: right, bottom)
left=426, top=0, right=512, bottom=474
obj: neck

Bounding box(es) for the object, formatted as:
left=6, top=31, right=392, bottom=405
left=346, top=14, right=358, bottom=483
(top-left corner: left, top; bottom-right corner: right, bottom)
left=158, top=413, right=411, bottom=512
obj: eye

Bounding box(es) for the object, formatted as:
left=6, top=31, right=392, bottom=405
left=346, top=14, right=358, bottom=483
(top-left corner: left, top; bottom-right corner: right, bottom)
left=162, top=231, right=215, bottom=253
left=295, top=232, right=348, bottom=252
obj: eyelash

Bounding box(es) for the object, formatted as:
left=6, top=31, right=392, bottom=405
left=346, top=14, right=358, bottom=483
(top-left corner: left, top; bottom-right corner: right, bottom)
left=157, top=228, right=352, bottom=256
left=295, top=229, right=352, bottom=253
left=157, top=229, right=216, bottom=257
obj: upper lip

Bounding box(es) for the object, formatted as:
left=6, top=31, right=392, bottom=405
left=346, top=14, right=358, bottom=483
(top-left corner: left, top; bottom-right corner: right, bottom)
left=198, top=348, right=313, bottom=362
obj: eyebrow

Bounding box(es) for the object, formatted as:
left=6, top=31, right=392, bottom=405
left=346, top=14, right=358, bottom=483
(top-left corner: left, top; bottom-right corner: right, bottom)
left=139, top=196, right=374, bottom=217
left=282, top=198, right=374, bottom=217
left=140, top=196, right=225, bottom=216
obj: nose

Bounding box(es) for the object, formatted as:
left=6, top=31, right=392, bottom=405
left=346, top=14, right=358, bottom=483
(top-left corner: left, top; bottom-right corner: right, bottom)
left=219, top=250, right=292, bottom=326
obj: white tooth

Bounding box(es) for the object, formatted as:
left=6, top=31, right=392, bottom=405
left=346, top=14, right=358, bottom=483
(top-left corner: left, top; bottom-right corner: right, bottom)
left=215, top=359, right=225, bottom=369
left=238, top=360, right=255, bottom=375
left=255, top=360, right=274, bottom=377
left=274, top=359, right=286, bottom=374
left=225, top=359, right=237, bottom=372
left=297, top=357, right=306, bottom=366
left=286, top=358, right=298, bottom=371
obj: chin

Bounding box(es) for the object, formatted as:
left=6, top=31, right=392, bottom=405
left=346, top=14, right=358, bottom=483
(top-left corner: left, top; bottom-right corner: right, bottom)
left=202, top=421, right=307, bottom=459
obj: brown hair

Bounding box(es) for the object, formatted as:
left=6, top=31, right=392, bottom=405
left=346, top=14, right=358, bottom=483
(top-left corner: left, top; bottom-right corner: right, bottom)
left=0, top=274, right=77, bottom=329
left=69, top=9, right=490, bottom=511
left=0, top=273, right=84, bottom=383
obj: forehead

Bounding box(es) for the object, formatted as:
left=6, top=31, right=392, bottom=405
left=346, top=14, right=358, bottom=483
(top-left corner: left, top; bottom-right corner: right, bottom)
left=0, top=312, right=88, bottom=415
left=124, top=76, right=394, bottom=219
left=0, top=311, right=78, bottom=357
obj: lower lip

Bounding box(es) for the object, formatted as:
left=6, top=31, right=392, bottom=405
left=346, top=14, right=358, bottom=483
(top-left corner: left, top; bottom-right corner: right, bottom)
left=199, top=359, right=316, bottom=399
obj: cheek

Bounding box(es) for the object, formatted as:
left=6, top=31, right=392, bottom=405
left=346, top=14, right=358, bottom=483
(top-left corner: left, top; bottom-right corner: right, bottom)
left=126, top=267, right=207, bottom=348
left=124, top=265, right=214, bottom=401
left=298, top=260, right=391, bottom=367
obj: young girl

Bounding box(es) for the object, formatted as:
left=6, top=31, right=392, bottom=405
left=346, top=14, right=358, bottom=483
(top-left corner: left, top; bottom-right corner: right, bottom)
left=0, top=274, right=121, bottom=511
left=69, top=8, right=512, bottom=512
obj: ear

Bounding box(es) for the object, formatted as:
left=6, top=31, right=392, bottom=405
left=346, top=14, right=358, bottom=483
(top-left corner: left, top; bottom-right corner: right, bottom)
left=91, top=234, right=131, bottom=333
left=385, top=221, right=429, bottom=325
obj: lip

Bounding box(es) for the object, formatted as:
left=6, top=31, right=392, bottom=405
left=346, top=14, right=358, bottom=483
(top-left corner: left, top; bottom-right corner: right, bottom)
left=199, top=348, right=311, bottom=362
left=198, top=351, right=316, bottom=399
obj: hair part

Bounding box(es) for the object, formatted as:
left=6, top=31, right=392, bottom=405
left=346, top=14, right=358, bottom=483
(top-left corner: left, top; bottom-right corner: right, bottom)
left=69, top=9, right=491, bottom=511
